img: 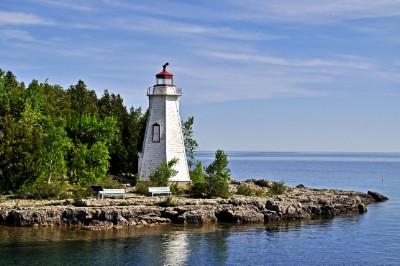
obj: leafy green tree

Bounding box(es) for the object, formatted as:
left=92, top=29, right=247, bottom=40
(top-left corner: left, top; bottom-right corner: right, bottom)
left=42, top=82, right=71, bottom=120
left=182, top=116, right=198, bottom=169
left=67, top=80, right=99, bottom=120
left=69, top=114, right=118, bottom=147
left=68, top=114, right=118, bottom=185
left=25, top=80, right=46, bottom=112
left=0, top=104, right=46, bottom=193
left=42, top=118, right=72, bottom=183
left=149, top=158, right=179, bottom=186
left=70, top=142, right=111, bottom=186
left=0, top=70, right=25, bottom=118
left=0, top=68, right=148, bottom=197
left=99, top=90, right=131, bottom=174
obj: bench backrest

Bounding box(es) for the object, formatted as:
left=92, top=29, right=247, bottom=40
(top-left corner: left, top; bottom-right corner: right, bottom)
left=148, top=187, right=170, bottom=192
left=101, top=189, right=125, bottom=193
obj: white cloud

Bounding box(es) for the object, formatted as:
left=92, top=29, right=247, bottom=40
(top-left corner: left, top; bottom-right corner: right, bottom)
left=0, top=11, right=53, bottom=25
left=230, top=0, right=400, bottom=24
left=113, top=17, right=285, bottom=41
left=203, top=51, right=373, bottom=70
left=0, top=30, right=35, bottom=42
left=36, top=0, right=97, bottom=12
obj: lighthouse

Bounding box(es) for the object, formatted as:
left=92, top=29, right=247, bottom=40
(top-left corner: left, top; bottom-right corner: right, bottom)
left=138, top=63, right=190, bottom=183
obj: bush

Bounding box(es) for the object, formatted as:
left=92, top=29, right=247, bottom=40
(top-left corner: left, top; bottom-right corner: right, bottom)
left=72, top=185, right=92, bottom=200
left=189, top=177, right=230, bottom=199
left=17, top=180, right=71, bottom=199
left=136, top=181, right=153, bottom=195
left=267, top=180, right=287, bottom=196
left=170, top=184, right=183, bottom=196
left=188, top=150, right=231, bottom=199
left=237, top=185, right=255, bottom=196
left=189, top=161, right=205, bottom=184
left=149, top=158, right=179, bottom=186
left=97, top=175, right=122, bottom=189
left=158, top=196, right=177, bottom=207
left=237, top=185, right=265, bottom=197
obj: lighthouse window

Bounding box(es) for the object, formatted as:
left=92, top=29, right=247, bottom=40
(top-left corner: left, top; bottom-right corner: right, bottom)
left=157, top=78, right=173, bottom=85
left=152, top=123, right=160, bottom=143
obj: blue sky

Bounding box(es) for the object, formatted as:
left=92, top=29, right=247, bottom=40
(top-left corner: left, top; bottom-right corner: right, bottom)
left=1, top=0, right=399, bottom=152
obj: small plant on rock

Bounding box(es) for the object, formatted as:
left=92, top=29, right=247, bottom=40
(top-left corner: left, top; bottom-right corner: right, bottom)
left=237, top=185, right=255, bottom=196
left=267, top=180, right=288, bottom=196
left=158, top=196, right=177, bottom=207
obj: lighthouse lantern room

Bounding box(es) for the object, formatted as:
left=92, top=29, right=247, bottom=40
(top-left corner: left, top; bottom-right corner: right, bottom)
left=138, top=63, right=190, bottom=183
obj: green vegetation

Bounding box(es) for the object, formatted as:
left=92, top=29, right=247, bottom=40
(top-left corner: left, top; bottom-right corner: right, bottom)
left=190, top=149, right=231, bottom=199
left=158, top=196, right=177, bottom=207
left=149, top=158, right=179, bottom=186
left=267, top=180, right=289, bottom=196
left=0, top=69, right=234, bottom=200
left=236, top=185, right=265, bottom=197
left=135, top=181, right=151, bottom=195
left=0, top=69, right=146, bottom=198
left=182, top=116, right=198, bottom=170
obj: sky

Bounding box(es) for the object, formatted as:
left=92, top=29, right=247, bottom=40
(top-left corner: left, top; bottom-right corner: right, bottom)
left=1, top=0, right=399, bottom=152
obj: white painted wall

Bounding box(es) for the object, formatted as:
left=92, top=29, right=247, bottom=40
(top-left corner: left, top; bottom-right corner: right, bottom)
left=139, top=85, right=190, bottom=182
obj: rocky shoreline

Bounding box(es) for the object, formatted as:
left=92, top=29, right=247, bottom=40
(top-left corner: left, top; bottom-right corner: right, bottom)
left=0, top=181, right=388, bottom=230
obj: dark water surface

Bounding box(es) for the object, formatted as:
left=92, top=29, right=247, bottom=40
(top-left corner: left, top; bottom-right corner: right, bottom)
left=1, top=152, right=400, bottom=265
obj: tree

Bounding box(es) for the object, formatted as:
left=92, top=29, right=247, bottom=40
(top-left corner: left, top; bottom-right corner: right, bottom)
left=0, top=104, right=46, bottom=193
left=190, top=160, right=205, bottom=184
left=182, top=116, right=198, bottom=169
left=126, top=107, right=147, bottom=173
left=190, top=149, right=231, bottom=199
left=68, top=114, right=118, bottom=185
left=42, top=118, right=72, bottom=183
left=149, top=158, right=179, bottom=186
left=0, top=68, right=148, bottom=197
left=67, top=80, right=99, bottom=120
left=205, top=149, right=230, bottom=179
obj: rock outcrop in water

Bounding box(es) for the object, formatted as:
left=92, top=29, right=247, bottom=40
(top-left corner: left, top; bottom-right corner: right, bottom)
left=0, top=182, right=388, bottom=230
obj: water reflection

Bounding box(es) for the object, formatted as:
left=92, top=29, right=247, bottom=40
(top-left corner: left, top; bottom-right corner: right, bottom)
left=162, top=233, right=189, bottom=265
left=0, top=215, right=394, bottom=266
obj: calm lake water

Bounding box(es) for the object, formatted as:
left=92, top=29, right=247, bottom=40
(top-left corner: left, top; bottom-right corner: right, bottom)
left=1, top=151, right=400, bottom=265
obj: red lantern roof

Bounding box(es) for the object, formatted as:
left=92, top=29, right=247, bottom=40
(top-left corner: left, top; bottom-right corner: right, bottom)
left=156, top=62, right=174, bottom=78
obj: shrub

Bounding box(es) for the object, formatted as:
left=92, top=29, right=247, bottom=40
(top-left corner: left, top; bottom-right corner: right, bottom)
left=136, top=181, right=153, bottom=195
left=189, top=161, right=205, bottom=184
left=158, top=196, right=177, bottom=207
left=188, top=150, right=231, bottom=199
left=149, top=158, right=179, bottom=186
left=17, top=180, right=71, bottom=199
left=267, top=180, right=287, bottom=196
left=237, top=185, right=255, bottom=196
left=237, top=185, right=265, bottom=197
left=189, top=182, right=209, bottom=198
left=72, top=185, right=92, bottom=200
left=170, top=184, right=183, bottom=196
left=190, top=177, right=230, bottom=199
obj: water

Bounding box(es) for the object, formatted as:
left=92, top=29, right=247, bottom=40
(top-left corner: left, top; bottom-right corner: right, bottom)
left=1, top=151, right=400, bottom=265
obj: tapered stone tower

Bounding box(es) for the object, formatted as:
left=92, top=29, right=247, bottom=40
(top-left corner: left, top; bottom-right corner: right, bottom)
left=138, top=63, right=190, bottom=183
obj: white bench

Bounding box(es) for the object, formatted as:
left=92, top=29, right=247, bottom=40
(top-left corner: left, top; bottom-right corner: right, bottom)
left=99, top=189, right=126, bottom=199
left=148, top=187, right=172, bottom=196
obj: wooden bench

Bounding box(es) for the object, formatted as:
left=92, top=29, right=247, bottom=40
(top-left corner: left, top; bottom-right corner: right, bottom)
left=99, top=189, right=126, bottom=199
left=148, top=187, right=171, bottom=196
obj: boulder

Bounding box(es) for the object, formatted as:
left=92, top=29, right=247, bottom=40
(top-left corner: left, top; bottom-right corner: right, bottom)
left=216, top=206, right=264, bottom=223
left=368, top=191, right=389, bottom=202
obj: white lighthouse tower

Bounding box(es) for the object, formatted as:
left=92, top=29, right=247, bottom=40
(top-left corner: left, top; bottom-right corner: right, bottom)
left=138, top=63, right=190, bottom=183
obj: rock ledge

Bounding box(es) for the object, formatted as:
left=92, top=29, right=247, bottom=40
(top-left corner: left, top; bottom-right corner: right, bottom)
left=0, top=186, right=387, bottom=230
